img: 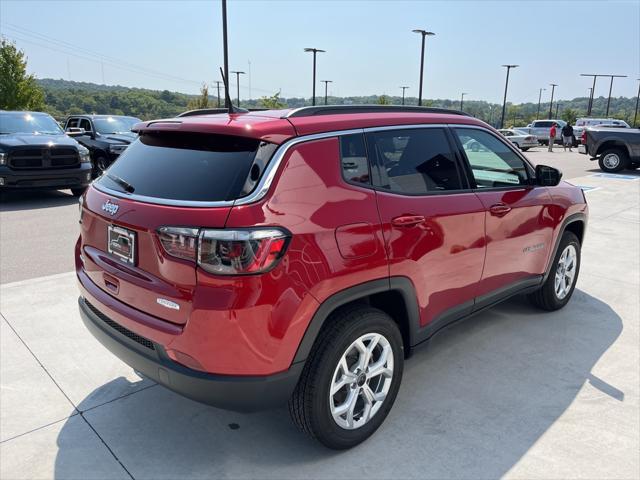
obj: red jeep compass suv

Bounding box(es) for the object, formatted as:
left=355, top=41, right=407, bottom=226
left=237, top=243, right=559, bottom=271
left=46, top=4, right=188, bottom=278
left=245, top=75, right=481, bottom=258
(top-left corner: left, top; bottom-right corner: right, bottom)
left=76, top=106, right=588, bottom=449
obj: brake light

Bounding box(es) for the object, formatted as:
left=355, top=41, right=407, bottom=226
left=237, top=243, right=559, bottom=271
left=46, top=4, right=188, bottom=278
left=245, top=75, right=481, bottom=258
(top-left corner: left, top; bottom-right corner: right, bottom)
left=157, top=227, right=290, bottom=275
left=581, top=131, right=587, bottom=144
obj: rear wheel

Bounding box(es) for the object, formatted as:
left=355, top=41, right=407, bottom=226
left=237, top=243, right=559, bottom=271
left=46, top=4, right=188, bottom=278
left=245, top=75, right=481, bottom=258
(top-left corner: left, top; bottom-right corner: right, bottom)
left=70, top=187, right=86, bottom=196
left=598, top=148, right=628, bottom=173
left=289, top=305, right=404, bottom=449
left=528, top=231, right=581, bottom=311
left=521, top=147, right=530, bottom=152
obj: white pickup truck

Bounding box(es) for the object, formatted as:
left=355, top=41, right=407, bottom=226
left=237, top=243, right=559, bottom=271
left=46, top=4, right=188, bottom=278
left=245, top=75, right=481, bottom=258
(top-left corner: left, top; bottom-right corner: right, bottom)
left=523, top=119, right=567, bottom=146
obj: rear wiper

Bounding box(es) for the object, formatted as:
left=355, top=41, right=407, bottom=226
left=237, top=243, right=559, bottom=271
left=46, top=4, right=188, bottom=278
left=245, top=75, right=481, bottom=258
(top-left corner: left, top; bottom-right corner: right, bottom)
left=105, top=173, right=135, bottom=193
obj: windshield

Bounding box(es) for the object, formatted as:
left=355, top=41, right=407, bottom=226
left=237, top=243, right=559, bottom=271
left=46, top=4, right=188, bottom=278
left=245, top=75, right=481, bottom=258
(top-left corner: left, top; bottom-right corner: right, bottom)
left=93, top=116, right=140, bottom=135
left=0, top=112, right=63, bottom=135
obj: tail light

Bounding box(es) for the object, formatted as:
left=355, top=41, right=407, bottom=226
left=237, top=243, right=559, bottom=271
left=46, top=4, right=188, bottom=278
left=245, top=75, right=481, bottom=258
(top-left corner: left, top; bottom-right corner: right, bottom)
left=581, top=131, right=587, bottom=144
left=157, top=227, right=289, bottom=275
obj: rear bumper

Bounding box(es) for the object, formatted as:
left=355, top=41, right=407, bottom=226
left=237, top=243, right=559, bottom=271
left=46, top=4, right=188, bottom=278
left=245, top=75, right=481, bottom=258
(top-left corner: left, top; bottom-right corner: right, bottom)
left=78, top=295, right=304, bottom=412
left=0, top=164, right=92, bottom=189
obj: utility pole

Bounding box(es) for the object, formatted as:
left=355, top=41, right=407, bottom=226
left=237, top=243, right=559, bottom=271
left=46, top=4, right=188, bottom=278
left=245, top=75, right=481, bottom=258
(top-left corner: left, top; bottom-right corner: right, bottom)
left=221, top=0, right=230, bottom=108
left=548, top=83, right=557, bottom=119
left=634, top=79, right=640, bottom=128
left=304, top=48, right=325, bottom=106
left=231, top=70, right=245, bottom=107
left=400, top=86, right=409, bottom=105
left=321, top=80, right=332, bottom=105
left=460, top=92, right=467, bottom=111
left=536, top=88, right=545, bottom=119
left=214, top=81, right=222, bottom=107
left=500, top=64, right=518, bottom=129
left=412, top=29, right=435, bottom=106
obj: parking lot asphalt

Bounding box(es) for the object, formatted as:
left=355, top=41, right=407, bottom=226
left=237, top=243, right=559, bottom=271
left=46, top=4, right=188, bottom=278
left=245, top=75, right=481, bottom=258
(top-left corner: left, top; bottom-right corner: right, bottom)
left=1, top=148, right=639, bottom=479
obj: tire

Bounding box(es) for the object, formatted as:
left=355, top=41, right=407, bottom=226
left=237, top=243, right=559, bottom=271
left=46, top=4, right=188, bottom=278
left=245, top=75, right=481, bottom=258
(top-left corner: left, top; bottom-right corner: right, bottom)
left=521, top=147, right=530, bottom=152
left=289, top=305, right=404, bottom=450
left=93, top=155, right=109, bottom=177
left=70, top=187, right=86, bottom=196
left=528, top=231, right=581, bottom=311
left=598, top=148, right=628, bottom=173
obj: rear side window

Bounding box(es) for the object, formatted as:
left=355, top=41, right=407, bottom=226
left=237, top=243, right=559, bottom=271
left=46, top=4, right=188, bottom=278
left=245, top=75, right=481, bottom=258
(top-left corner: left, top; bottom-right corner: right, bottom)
left=340, top=134, right=370, bottom=185
left=96, top=132, right=271, bottom=202
left=366, top=128, right=463, bottom=194
left=533, top=121, right=552, bottom=128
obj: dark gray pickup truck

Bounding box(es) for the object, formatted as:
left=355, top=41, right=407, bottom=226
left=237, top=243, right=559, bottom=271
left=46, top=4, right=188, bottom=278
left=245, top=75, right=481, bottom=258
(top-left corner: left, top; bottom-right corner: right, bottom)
left=579, top=126, right=640, bottom=173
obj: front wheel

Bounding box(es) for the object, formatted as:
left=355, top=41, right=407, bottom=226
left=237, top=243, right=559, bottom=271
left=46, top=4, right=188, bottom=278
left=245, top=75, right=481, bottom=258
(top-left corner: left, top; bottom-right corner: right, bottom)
left=70, top=187, right=86, bottom=196
left=93, top=155, right=110, bottom=177
left=289, top=306, right=404, bottom=449
left=598, top=148, right=628, bottom=173
left=528, top=231, right=581, bottom=311
left=521, top=147, right=530, bottom=152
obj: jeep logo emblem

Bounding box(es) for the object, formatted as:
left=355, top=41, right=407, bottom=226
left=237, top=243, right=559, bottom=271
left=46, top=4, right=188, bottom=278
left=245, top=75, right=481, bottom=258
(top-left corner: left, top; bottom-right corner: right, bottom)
left=102, top=200, right=119, bottom=216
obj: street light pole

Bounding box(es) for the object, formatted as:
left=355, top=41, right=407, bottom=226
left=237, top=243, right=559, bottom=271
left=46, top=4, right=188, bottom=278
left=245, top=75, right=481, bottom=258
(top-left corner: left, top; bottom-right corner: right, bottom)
left=304, top=48, right=325, bottom=106
left=321, top=80, right=332, bottom=105
left=215, top=81, right=222, bottom=107
left=634, top=79, right=640, bottom=128
left=605, top=74, right=627, bottom=116
left=555, top=102, right=560, bottom=118
left=399, top=86, right=409, bottom=105
left=221, top=0, right=230, bottom=108
left=500, top=64, right=518, bottom=129
left=536, top=88, right=545, bottom=119
left=231, top=70, right=245, bottom=107
left=460, top=92, right=467, bottom=111
left=548, top=83, right=557, bottom=119
left=412, top=29, right=435, bottom=106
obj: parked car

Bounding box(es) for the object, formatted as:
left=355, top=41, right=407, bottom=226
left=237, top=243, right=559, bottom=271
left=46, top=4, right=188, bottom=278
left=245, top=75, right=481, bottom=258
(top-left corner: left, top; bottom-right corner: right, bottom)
left=76, top=105, right=588, bottom=449
left=64, top=115, right=140, bottom=176
left=0, top=111, right=92, bottom=195
left=573, top=117, right=630, bottom=142
left=579, top=126, right=640, bottom=172
left=498, top=129, right=538, bottom=151
left=526, top=119, right=567, bottom=145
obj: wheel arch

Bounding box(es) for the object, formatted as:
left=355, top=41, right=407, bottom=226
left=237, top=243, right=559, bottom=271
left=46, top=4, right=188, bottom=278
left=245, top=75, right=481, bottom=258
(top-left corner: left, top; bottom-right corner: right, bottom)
left=292, top=277, right=421, bottom=365
left=542, top=212, right=587, bottom=284
left=595, top=140, right=630, bottom=158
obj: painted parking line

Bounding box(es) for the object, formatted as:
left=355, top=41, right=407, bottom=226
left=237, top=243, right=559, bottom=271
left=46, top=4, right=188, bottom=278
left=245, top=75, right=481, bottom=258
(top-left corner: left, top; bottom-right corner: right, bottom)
left=574, top=185, right=602, bottom=192
left=589, top=173, right=640, bottom=181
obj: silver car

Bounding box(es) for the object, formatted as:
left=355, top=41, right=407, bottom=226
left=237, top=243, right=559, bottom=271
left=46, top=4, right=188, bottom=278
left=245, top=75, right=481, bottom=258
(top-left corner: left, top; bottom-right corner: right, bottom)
left=527, top=119, right=567, bottom=145
left=498, top=129, right=539, bottom=151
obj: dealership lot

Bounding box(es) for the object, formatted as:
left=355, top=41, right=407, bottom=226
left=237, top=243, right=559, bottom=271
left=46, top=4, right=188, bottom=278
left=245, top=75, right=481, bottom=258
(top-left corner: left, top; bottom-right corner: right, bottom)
left=1, top=148, right=639, bottom=479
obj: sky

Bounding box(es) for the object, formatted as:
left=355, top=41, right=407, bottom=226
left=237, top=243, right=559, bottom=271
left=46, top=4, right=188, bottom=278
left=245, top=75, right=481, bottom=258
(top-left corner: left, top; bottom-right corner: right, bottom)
left=1, top=0, right=639, bottom=104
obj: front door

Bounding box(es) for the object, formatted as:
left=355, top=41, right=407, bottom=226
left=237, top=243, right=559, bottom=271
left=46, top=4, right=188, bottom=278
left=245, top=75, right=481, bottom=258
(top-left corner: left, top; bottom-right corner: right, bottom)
left=366, top=126, right=486, bottom=331
left=452, top=127, right=554, bottom=302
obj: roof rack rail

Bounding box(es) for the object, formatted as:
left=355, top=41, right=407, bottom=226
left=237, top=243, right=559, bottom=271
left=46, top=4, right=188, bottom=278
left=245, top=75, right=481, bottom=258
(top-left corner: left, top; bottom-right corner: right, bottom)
left=284, top=105, right=471, bottom=118
left=177, top=107, right=270, bottom=118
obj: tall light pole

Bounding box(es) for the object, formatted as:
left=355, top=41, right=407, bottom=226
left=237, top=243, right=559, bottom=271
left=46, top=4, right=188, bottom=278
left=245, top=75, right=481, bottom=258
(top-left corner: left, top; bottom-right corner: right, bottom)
left=321, top=80, right=332, bottom=105
left=548, top=83, right=558, bottom=119
left=400, top=86, right=409, bottom=105
left=304, top=48, right=325, bottom=106
left=605, top=74, right=627, bottom=116
left=500, top=64, right=518, bottom=129
left=412, top=29, right=435, bottom=106
left=634, top=79, right=640, bottom=128
left=231, top=70, right=245, bottom=107
left=214, top=81, right=222, bottom=107
left=536, top=88, right=545, bottom=119
left=460, top=92, right=467, bottom=111
left=221, top=0, right=230, bottom=108
left=555, top=102, right=560, bottom=118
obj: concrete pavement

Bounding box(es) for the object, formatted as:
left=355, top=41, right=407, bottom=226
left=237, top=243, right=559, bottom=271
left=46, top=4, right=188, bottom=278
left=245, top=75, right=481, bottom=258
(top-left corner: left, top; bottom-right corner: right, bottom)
left=0, top=154, right=638, bottom=479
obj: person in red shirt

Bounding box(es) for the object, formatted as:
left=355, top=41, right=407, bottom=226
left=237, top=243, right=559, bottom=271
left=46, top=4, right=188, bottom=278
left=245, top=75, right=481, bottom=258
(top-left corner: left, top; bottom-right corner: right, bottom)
left=548, top=123, right=557, bottom=152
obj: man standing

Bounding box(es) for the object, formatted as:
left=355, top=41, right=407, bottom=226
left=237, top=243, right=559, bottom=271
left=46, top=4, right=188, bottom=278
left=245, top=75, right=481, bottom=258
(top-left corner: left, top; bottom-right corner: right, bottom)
left=548, top=123, right=557, bottom=152
left=562, top=122, right=575, bottom=152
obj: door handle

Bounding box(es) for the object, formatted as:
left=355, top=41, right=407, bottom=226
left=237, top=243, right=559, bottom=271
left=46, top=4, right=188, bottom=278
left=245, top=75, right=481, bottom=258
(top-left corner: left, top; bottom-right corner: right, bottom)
left=489, top=203, right=512, bottom=217
left=392, top=215, right=426, bottom=227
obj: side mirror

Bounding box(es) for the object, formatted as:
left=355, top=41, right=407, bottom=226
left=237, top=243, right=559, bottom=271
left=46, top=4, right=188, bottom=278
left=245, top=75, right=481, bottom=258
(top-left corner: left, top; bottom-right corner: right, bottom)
left=66, top=127, right=86, bottom=137
left=535, top=164, right=562, bottom=186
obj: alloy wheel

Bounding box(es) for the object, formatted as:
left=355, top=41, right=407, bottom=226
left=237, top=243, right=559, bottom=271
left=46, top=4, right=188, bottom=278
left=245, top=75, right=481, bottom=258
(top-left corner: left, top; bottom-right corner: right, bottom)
left=554, top=245, right=577, bottom=300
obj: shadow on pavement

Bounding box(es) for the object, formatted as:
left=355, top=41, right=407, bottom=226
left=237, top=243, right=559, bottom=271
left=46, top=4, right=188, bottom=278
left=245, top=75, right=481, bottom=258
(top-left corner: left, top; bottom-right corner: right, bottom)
left=54, top=289, right=622, bottom=479
left=0, top=189, right=79, bottom=212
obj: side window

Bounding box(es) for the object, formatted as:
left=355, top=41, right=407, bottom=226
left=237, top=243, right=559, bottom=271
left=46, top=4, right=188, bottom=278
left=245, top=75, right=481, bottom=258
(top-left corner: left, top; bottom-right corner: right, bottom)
left=66, top=118, right=79, bottom=129
left=79, top=119, right=92, bottom=133
left=366, top=128, right=463, bottom=194
left=455, top=128, right=529, bottom=189
left=340, top=134, right=370, bottom=185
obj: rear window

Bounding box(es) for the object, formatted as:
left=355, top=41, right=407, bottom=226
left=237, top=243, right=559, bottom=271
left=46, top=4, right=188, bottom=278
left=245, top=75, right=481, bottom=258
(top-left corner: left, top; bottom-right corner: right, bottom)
left=533, top=121, right=552, bottom=128
left=96, top=132, right=275, bottom=202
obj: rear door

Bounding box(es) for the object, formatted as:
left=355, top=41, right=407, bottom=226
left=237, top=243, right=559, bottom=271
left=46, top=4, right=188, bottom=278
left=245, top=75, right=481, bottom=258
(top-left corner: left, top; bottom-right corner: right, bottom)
left=452, top=127, right=554, bottom=302
left=80, top=131, right=270, bottom=325
left=367, top=126, right=486, bottom=329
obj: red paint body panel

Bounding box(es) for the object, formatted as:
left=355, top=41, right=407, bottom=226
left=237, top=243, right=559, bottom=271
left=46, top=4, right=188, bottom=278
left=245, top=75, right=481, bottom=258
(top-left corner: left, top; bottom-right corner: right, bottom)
left=375, top=191, right=486, bottom=327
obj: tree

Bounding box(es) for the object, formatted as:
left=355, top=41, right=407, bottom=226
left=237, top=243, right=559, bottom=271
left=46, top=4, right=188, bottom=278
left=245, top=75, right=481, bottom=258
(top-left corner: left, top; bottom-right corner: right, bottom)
left=0, top=39, right=45, bottom=110
left=259, top=91, right=286, bottom=109
left=377, top=95, right=391, bottom=105
left=186, top=83, right=210, bottom=110
left=561, top=108, right=578, bottom=125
